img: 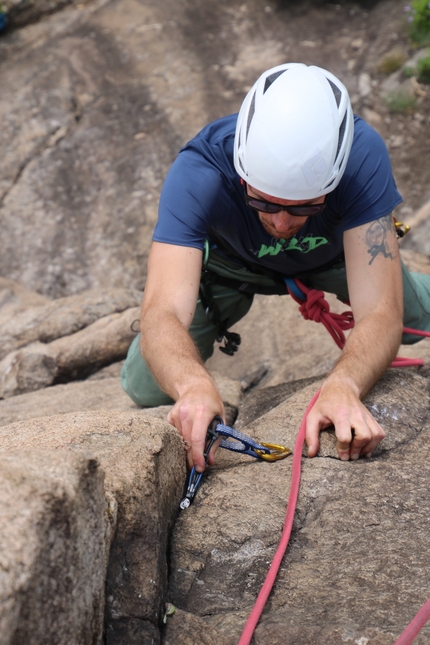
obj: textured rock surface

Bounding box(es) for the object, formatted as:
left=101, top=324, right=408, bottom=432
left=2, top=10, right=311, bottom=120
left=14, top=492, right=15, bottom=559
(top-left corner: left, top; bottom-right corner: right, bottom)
left=166, top=369, right=430, bottom=644
left=0, top=411, right=186, bottom=644
left=0, top=1, right=430, bottom=642
left=0, top=449, right=109, bottom=645
left=0, top=276, right=49, bottom=323
left=0, top=287, right=141, bottom=359
left=2, top=0, right=83, bottom=29
left=0, top=376, right=135, bottom=425
left=163, top=608, right=233, bottom=645
left=0, top=306, right=140, bottom=397
left=0, top=369, right=242, bottom=426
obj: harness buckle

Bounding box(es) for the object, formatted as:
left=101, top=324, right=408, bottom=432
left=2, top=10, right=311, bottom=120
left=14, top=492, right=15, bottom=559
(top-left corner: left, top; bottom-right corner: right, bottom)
left=254, top=441, right=292, bottom=461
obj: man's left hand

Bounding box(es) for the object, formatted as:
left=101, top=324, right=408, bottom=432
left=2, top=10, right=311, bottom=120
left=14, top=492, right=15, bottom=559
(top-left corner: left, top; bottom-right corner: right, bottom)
left=305, top=378, right=386, bottom=460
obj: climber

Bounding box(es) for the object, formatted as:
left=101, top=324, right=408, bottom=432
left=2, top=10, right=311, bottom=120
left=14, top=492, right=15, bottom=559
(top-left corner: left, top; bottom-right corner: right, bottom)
left=121, top=62, right=430, bottom=472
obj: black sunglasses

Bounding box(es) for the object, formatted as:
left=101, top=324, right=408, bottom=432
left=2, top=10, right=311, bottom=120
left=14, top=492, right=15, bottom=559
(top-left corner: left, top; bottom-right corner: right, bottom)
left=244, top=188, right=326, bottom=217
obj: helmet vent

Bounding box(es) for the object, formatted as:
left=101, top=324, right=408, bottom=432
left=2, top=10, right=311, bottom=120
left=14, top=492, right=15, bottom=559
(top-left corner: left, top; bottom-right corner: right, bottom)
left=263, top=69, right=287, bottom=94
left=246, top=91, right=256, bottom=140
left=334, top=112, right=347, bottom=162
left=327, top=79, right=342, bottom=108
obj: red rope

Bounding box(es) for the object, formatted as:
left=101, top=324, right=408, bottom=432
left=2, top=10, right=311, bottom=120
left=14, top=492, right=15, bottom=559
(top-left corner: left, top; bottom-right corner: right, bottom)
left=287, top=279, right=430, bottom=368
left=288, top=278, right=354, bottom=349
left=393, top=598, right=430, bottom=645
left=237, top=390, right=320, bottom=645
left=237, top=281, right=430, bottom=645
left=403, top=327, right=430, bottom=337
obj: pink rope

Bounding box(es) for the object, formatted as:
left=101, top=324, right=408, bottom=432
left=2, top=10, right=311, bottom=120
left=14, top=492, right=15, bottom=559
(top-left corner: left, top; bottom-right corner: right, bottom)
left=403, top=327, right=430, bottom=337
left=391, top=356, right=424, bottom=368
left=287, top=279, right=429, bottom=368
left=393, top=598, right=430, bottom=645
left=237, top=390, right=320, bottom=645
left=237, top=282, right=430, bottom=645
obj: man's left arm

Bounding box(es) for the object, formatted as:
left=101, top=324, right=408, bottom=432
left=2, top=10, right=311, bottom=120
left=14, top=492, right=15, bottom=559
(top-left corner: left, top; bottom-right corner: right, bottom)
left=306, top=212, right=403, bottom=460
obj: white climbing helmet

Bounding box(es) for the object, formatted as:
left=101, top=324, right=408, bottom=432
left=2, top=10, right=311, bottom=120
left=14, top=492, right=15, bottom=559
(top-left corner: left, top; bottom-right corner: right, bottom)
left=234, top=63, right=354, bottom=200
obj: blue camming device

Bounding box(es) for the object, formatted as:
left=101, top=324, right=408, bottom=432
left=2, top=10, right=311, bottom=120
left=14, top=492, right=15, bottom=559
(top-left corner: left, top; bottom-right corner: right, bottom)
left=179, top=416, right=291, bottom=509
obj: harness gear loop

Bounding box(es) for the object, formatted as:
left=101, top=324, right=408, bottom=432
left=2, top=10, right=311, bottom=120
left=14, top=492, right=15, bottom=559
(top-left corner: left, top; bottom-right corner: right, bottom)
left=393, top=216, right=411, bottom=239
left=200, top=247, right=244, bottom=355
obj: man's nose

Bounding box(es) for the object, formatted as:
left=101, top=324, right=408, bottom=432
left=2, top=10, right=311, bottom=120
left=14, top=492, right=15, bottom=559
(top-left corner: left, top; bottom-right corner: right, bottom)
left=271, top=212, right=293, bottom=229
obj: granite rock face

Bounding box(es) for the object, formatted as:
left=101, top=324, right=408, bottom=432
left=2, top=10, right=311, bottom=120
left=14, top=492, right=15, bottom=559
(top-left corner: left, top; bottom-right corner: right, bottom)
left=0, top=306, right=140, bottom=397
left=0, top=276, right=50, bottom=323
left=165, top=369, right=430, bottom=645
left=0, top=369, right=242, bottom=427
left=0, top=411, right=186, bottom=645
left=0, top=287, right=141, bottom=359
left=0, top=0, right=430, bottom=642
left=0, top=287, right=141, bottom=397
left=0, top=449, right=109, bottom=645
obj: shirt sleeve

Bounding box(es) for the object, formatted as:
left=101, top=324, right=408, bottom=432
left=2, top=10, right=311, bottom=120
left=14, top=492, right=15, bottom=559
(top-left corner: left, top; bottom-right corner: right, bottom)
left=153, top=148, right=232, bottom=250
left=333, top=117, right=403, bottom=231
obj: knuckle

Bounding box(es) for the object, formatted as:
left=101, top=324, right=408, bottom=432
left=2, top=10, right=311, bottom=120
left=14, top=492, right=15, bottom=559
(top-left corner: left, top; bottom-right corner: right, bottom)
left=378, top=426, right=386, bottom=439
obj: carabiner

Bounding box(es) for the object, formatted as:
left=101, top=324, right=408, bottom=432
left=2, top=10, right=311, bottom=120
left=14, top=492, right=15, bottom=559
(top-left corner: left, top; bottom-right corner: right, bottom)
left=254, top=441, right=291, bottom=461
left=179, top=416, right=222, bottom=510
left=394, top=219, right=411, bottom=239
left=204, top=416, right=222, bottom=459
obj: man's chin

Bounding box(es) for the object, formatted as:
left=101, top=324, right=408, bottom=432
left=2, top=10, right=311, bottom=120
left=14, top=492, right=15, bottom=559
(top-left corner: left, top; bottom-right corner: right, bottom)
left=265, top=227, right=302, bottom=239
left=260, top=220, right=305, bottom=239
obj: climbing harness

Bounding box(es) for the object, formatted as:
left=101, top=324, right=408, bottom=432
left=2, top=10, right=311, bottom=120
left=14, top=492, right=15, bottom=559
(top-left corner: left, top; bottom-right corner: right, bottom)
left=200, top=239, right=289, bottom=355
left=200, top=241, right=242, bottom=355
left=201, top=216, right=412, bottom=358
left=179, top=416, right=291, bottom=510
left=199, top=267, right=243, bottom=356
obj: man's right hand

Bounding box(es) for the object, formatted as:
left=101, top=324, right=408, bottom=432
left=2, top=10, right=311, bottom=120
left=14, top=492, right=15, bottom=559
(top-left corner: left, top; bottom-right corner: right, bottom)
left=167, top=380, right=225, bottom=472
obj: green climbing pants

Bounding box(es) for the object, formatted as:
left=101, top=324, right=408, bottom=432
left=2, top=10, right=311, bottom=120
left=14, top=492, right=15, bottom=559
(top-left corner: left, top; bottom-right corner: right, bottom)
left=120, top=250, right=430, bottom=407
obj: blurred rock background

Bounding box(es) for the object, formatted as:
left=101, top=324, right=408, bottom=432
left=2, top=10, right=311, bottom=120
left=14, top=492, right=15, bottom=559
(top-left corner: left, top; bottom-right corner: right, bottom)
left=0, top=0, right=429, bottom=299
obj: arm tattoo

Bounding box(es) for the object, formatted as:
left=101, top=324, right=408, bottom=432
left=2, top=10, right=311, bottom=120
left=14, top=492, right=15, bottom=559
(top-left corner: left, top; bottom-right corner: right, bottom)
left=365, top=214, right=397, bottom=265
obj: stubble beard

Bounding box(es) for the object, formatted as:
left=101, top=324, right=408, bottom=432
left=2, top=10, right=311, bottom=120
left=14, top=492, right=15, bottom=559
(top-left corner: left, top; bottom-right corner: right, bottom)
left=259, top=217, right=307, bottom=239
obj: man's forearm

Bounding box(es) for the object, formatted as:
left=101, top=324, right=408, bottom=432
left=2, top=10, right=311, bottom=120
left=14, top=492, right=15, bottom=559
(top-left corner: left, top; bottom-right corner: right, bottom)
left=140, top=308, right=215, bottom=401
left=325, top=309, right=403, bottom=397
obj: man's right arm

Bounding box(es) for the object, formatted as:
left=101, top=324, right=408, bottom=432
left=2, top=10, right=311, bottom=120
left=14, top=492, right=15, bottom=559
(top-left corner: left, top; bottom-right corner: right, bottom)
left=140, top=241, right=225, bottom=472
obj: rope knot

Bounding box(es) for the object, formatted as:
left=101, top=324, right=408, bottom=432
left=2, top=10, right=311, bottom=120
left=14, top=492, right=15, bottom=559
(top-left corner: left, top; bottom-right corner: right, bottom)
left=286, top=279, right=354, bottom=349
left=298, top=289, right=329, bottom=323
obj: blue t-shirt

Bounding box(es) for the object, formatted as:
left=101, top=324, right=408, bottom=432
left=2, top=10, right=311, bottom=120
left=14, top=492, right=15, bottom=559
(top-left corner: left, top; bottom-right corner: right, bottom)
left=153, top=114, right=402, bottom=277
